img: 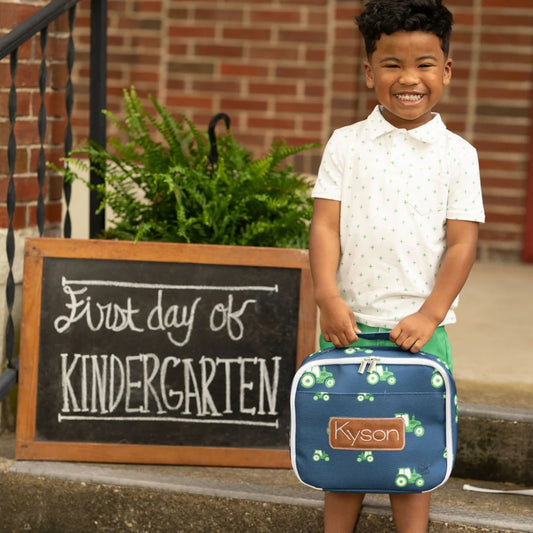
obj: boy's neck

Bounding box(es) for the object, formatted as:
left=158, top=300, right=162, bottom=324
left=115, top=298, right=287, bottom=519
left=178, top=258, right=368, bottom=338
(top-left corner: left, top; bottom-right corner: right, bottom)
left=378, top=106, right=437, bottom=130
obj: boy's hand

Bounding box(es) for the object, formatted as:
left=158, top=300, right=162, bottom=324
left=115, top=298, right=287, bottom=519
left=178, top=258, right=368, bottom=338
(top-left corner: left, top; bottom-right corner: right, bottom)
left=389, top=312, right=438, bottom=353
left=319, top=296, right=360, bottom=348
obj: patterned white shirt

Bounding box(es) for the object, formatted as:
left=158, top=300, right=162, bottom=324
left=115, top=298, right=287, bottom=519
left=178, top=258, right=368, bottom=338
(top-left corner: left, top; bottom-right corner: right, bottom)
left=312, top=106, right=485, bottom=328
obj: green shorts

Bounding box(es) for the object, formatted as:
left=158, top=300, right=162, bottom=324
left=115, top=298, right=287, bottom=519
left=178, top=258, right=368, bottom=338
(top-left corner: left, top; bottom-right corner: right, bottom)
left=319, top=323, right=453, bottom=372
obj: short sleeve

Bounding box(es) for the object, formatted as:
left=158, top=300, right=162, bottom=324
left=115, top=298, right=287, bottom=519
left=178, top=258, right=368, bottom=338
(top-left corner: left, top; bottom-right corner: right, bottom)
left=446, top=140, right=485, bottom=223
left=312, top=130, right=344, bottom=201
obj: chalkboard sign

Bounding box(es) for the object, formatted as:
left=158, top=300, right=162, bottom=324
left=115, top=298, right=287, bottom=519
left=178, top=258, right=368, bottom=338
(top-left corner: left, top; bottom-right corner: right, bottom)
left=16, top=238, right=316, bottom=467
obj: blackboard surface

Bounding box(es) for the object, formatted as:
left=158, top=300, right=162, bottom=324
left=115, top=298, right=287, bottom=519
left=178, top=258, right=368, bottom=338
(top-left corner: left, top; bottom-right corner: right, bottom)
left=16, top=239, right=316, bottom=467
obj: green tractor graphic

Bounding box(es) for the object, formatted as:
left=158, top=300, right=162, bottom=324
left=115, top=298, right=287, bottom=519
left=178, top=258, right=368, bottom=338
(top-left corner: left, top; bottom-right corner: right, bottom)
left=395, top=467, right=425, bottom=488
left=313, top=391, right=330, bottom=401
left=357, top=451, right=374, bottom=463
left=300, top=366, right=335, bottom=389
left=313, top=449, right=330, bottom=462
left=344, top=347, right=374, bottom=355
left=367, top=365, right=396, bottom=386
left=431, top=369, right=445, bottom=389
left=395, top=413, right=425, bottom=437
left=356, top=392, right=375, bottom=402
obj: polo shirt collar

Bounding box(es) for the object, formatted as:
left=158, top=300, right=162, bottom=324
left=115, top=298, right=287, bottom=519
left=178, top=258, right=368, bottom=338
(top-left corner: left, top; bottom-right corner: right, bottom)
left=364, top=105, right=446, bottom=144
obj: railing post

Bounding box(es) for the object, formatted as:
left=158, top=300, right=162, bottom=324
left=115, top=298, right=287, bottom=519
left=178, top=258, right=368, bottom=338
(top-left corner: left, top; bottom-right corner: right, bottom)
left=89, top=0, right=107, bottom=238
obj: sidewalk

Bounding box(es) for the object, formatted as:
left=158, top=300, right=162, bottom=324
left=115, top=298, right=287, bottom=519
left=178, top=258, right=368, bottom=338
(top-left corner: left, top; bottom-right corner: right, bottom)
left=448, top=261, right=533, bottom=409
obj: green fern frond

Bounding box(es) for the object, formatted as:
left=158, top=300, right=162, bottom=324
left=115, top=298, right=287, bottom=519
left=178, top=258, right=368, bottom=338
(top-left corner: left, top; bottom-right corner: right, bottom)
left=51, top=86, right=319, bottom=247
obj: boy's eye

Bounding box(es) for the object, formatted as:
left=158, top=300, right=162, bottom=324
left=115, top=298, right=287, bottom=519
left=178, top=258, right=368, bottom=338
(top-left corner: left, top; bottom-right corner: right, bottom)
left=419, top=63, right=435, bottom=69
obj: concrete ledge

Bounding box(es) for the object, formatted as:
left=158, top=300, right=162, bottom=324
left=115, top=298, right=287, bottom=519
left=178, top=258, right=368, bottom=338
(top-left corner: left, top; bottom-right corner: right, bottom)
left=455, top=413, right=533, bottom=486
left=1, top=462, right=532, bottom=533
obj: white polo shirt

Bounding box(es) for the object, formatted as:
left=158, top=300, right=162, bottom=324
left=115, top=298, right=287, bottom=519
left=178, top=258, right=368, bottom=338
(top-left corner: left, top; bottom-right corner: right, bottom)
left=312, top=106, right=485, bottom=328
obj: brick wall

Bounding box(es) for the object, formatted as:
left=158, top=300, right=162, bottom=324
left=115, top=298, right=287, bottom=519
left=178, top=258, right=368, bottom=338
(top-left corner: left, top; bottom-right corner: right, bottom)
left=1, top=0, right=532, bottom=260
left=0, top=0, right=70, bottom=232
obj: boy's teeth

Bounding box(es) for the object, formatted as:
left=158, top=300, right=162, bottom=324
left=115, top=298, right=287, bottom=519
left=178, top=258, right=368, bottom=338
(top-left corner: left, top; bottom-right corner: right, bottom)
left=396, top=94, right=423, bottom=101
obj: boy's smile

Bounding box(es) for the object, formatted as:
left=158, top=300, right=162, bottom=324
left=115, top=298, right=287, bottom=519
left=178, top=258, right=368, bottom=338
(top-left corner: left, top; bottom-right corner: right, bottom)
left=364, top=31, right=452, bottom=130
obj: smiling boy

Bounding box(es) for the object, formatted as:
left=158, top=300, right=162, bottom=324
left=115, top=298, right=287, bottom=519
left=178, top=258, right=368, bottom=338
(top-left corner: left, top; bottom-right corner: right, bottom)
left=309, top=0, right=485, bottom=532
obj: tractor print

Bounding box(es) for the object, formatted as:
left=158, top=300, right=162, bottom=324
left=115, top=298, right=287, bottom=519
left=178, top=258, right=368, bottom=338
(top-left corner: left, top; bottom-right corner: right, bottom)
left=344, top=346, right=374, bottom=355
left=430, top=369, right=445, bottom=389
left=300, top=366, right=335, bottom=389
left=356, top=392, right=375, bottom=402
left=395, top=468, right=425, bottom=488
left=395, top=413, right=425, bottom=437
left=367, top=365, right=396, bottom=386
left=313, top=449, right=330, bottom=462
left=357, top=451, right=374, bottom=463
left=314, top=391, right=330, bottom=401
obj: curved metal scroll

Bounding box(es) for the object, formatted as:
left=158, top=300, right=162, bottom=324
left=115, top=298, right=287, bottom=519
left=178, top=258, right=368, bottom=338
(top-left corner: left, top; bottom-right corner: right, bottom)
left=208, top=112, right=231, bottom=166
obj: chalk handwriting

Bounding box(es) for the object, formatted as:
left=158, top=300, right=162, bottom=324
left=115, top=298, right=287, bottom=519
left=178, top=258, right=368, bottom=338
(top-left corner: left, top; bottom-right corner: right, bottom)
left=53, top=277, right=278, bottom=347
left=59, top=352, right=281, bottom=428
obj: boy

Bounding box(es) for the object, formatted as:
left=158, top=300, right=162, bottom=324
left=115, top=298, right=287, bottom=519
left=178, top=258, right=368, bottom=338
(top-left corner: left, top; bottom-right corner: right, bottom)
left=309, top=0, right=485, bottom=531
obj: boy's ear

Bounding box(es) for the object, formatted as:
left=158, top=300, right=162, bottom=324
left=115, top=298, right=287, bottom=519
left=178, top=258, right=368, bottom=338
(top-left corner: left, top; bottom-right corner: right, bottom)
left=443, top=57, right=453, bottom=86
left=364, top=61, right=375, bottom=89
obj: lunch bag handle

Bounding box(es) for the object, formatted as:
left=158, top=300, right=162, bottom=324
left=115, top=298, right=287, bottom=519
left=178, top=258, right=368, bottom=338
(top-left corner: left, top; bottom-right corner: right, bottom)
left=356, top=331, right=391, bottom=341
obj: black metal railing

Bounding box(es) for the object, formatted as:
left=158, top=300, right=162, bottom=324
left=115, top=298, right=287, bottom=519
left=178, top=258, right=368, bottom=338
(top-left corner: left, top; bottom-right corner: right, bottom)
left=0, top=0, right=108, bottom=401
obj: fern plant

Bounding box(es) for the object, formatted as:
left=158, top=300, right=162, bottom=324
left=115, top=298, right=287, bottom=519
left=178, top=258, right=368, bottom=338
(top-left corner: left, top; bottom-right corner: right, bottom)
left=55, top=87, right=318, bottom=248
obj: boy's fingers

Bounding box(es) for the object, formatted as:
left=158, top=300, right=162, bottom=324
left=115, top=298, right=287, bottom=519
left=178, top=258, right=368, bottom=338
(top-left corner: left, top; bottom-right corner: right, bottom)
left=410, top=340, right=421, bottom=353
left=389, top=326, right=400, bottom=342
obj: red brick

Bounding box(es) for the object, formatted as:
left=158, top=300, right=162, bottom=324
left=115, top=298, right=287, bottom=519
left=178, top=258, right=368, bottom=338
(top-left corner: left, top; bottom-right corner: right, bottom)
left=249, top=46, right=299, bottom=61
left=45, top=201, right=62, bottom=224
left=223, top=28, right=271, bottom=41
left=276, top=101, right=323, bottom=114
left=482, top=0, right=532, bottom=7
left=166, top=94, right=214, bottom=110
left=194, top=8, right=244, bottom=22
left=482, top=13, right=533, bottom=26
left=250, top=9, right=302, bottom=24
left=134, top=1, right=164, bottom=13
left=276, top=66, right=325, bottom=79
left=195, top=44, right=243, bottom=58
left=219, top=99, right=268, bottom=112
left=247, top=117, right=296, bottom=130
left=220, top=64, right=269, bottom=77
left=0, top=204, right=27, bottom=230
left=248, top=82, right=297, bottom=96
left=278, top=29, right=327, bottom=43
left=485, top=212, right=525, bottom=225
left=168, top=25, right=216, bottom=39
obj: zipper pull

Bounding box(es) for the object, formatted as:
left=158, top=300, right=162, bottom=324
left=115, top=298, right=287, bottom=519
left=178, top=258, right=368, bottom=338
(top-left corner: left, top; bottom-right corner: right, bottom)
left=358, top=357, right=381, bottom=374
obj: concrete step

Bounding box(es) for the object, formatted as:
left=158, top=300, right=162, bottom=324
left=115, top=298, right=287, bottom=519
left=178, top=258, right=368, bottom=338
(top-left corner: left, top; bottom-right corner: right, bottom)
left=0, top=452, right=531, bottom=533
left=2, top=429, right=533, bottom=533
left=0, top=399, right=531, bottom=532
left=454, top=402, right=533, bottom=486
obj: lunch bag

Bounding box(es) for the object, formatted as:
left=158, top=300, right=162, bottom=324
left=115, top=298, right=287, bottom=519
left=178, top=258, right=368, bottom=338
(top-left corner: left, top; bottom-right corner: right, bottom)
left=290, top=332, right=458, bottom=493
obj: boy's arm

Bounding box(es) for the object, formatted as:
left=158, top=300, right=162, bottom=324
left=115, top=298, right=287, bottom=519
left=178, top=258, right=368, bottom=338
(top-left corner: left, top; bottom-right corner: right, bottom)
left=309, top=198, right=359, bottom=347
left=390, top=219, right=479, bottom=352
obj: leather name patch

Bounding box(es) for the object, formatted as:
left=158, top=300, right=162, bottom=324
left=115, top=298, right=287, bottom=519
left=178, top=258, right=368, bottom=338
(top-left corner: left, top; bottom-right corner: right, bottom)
left=329, top=417, right=405, bottom=451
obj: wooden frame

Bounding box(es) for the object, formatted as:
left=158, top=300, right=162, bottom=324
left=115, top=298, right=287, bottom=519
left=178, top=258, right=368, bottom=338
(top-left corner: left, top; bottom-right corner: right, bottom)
left=16, top=238, right=317, bottom=468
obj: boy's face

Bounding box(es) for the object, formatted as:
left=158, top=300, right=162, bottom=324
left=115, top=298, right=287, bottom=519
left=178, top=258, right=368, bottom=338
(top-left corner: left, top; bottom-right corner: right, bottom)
left=364, top=31, right=452, bottom=130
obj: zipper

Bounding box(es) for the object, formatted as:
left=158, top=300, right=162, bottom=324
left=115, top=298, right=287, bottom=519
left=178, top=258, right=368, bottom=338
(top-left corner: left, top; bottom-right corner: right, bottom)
left=358, top=356, right=381, bottom=374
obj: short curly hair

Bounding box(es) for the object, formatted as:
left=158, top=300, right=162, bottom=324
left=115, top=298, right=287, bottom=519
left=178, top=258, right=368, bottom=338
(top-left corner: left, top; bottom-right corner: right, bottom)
left=355, top=0, right=454, bottom=57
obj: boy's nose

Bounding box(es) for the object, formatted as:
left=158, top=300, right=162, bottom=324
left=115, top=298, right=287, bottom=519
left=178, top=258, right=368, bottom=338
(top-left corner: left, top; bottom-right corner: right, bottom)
left=398, top=69, right=419, bottom=85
